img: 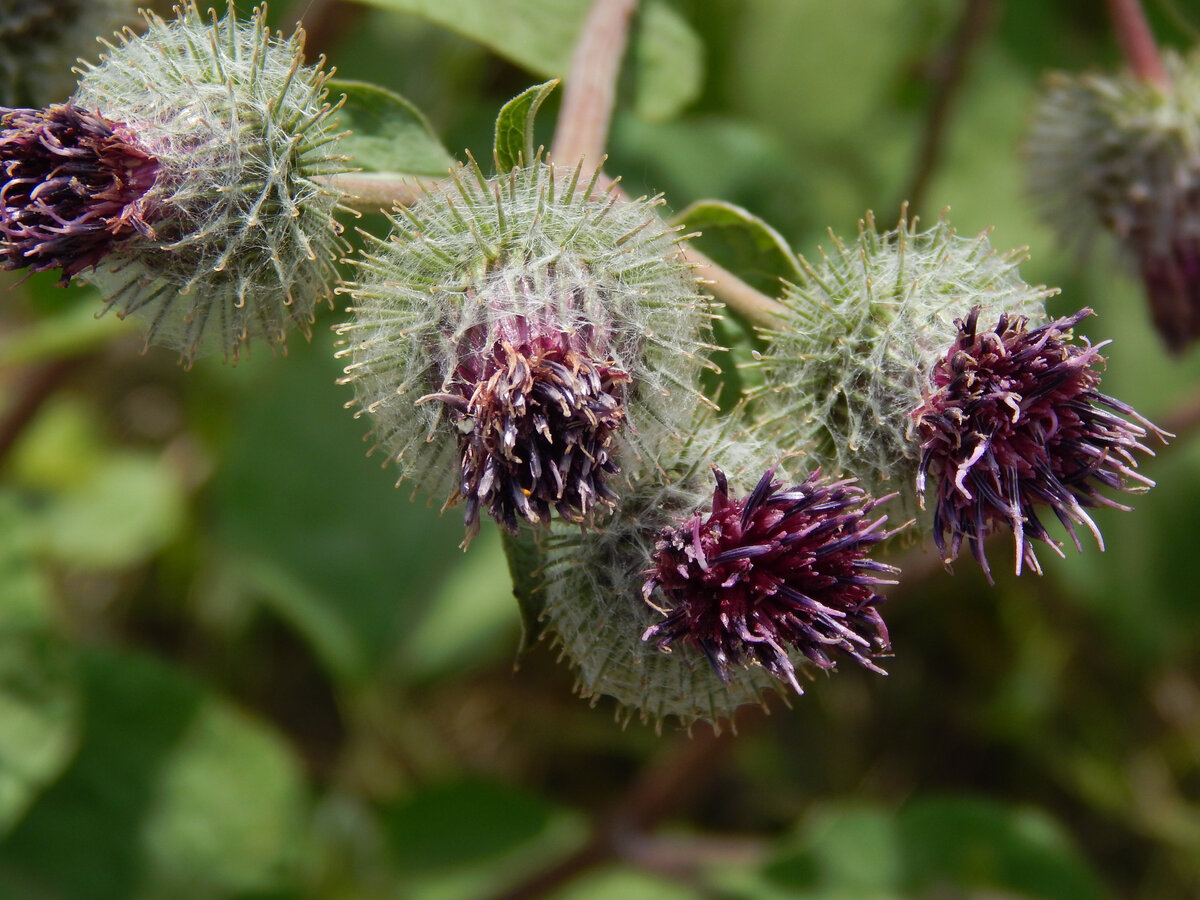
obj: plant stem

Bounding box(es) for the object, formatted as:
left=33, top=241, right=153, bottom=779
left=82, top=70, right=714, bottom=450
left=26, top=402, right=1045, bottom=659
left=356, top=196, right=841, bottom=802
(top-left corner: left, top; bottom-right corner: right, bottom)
left=551, top=0, right=639, bottom=175
left=684, top=246, right=789, bottom=328
left=1107, top=0, right=1170, bottom=87
left=902, top=0, right=999, bottom=215
left=485, top=725, right=740, bottom=900
left=325, top=172, right=439, bottom=214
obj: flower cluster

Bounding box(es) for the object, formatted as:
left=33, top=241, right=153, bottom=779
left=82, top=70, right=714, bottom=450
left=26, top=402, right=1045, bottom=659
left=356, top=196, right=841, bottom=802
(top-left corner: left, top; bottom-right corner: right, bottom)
left=643, top=467, right=898, bottom=695
left=0, top=2, right=1175, bottom=728
left=912, top=307, right=1168, bottom=581
left=1, top=104, right=157, bottom=281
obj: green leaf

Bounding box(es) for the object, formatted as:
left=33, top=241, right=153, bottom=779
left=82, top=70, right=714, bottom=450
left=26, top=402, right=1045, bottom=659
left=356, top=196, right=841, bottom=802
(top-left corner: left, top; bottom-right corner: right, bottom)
left=0, top=649, right=305, bottom=900
left=383, top=778, right=556, bottom=873
left=329, top=78, right=454, bottom=175
left=671, top=199, right=802, bottom=296
left=0, top=623, right=80, bottom=840
left=210, top=333, right=468, bottom=681
left=347, top=0, right=702, bottom=121
left=494, top=80, right=558, bottom=172
left=400, top=526, right=518, bottom=680
left=0, top=497, right=82, bottom=838
left=898, top=797, right=1110, bottom=900
left=35, top=454, right=187, bottom=571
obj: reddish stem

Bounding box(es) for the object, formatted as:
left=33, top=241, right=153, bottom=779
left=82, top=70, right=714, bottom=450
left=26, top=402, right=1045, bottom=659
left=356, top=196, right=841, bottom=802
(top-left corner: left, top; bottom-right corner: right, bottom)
left=1107, top=0, right=1170, bottom=88
left=551, top=0, right=639, bottom=174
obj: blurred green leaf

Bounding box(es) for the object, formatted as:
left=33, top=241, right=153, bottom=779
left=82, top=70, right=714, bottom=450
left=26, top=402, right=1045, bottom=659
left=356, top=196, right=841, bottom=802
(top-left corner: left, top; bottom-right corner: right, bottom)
left=401, top=525, right=517, bottom=679
left=211, top=334, right=469, bottom=681
left=346, top=0, right=702, bottom=120
left=0, top=295, right=129, bottom=366
left=671, top=199, right=802, bottom=296
left=384, top=778, right=556, bottom=873
left=330, top=78, right=455, bottom=175
left=898, top=797, right=1110, bottom=899
left=34, top=454, right=187, bottom=570
left=0, top=649, right=305, bottom=900
left=766, top=805, right=901, bottom=898
left=495, top=79, right=559, bottom=172
left=0, top=499, right=80, bottom=838
left=551, top=867, right=702, bottom=900
left=136, top=699, right=307, bottom=898
left=0, top=631, right=79, bottom=840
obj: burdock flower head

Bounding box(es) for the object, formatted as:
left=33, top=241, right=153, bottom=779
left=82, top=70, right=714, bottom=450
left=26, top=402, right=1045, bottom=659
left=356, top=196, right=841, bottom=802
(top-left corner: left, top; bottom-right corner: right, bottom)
left=338, top=159, right=715, bottom=542
left=752, top=212, right=1166, bottom=578
left=0, top=2, right=351, bottom=362
left=912, top=306, right=1169, bottom=581
left=1, top=103, right=157, bottom=279
left=1027, top=49, right=1200, bottom=352
left=642, top=466, right=900, bottom=695
left=532, top=419, right=902, bottom=728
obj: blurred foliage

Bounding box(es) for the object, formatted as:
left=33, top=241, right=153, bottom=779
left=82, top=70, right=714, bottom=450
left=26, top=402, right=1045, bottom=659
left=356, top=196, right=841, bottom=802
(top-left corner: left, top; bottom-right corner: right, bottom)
left=2, top=1, right=1200, bottom=899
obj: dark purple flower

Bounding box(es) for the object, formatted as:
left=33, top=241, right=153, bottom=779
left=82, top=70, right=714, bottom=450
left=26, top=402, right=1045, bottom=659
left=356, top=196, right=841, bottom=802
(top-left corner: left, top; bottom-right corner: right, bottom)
left=419, top=324, right=630, bottom=543
left=1, top=103, right=158, bottom=282
left=912, top=306, right=1169, bottom=582
left=642, top=467, right=900, bottom=695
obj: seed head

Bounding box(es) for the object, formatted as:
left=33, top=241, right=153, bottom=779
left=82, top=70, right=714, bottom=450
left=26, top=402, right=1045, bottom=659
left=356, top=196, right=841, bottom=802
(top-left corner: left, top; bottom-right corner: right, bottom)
left=63, top=2, right=349, bottom=362
left=338, top=159, right=715, bottom=541
left=642, top=467, right=899, bottom=695
left=1027, top=51, right=1200, bottom=352
left=1, top=103, right=157, bottom=280
left=912, top=306, right=1169, bottom=581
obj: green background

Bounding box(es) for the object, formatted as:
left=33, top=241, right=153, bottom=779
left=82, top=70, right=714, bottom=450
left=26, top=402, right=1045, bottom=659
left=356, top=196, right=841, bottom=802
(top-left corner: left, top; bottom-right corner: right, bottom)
left=2, top=1, right=1199, bottom=897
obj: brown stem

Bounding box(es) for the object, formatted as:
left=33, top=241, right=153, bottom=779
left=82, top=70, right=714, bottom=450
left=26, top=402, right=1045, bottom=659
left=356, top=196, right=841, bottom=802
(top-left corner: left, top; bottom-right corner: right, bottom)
left=1107, top=0, right=1170, bottom=87
left=486, top=726, right=739, bottom=900
left=550, top=0, right=639, bottom=175
left=902, top=0, right=1000, bottom=216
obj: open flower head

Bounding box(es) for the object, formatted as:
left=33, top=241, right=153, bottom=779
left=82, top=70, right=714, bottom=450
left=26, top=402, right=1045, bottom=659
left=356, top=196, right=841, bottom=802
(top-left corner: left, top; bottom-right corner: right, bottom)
left=1027, top=49, right=1200, bottom=352
left=1, top=104, right=157, bottom=280
left=338, top=159, right=716, bottom=542
left=54, top=1, right=350, bottom=362
left=752, top=212, right=1165, bottom=579
left=751, top=211, right=1052, bottom=509
left=535, top=419, right=902, bottom=729
left=643, top=466, right=899, bottom=695
left=912, top=306, right=1169, bottom=581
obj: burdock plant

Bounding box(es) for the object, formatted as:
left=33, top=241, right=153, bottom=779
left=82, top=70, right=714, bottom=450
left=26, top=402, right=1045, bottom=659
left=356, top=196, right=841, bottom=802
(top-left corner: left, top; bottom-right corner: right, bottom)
left=0, top=1, right=351, bottom=362
left=1027, top=47, right=1200, bottom=353
left=752, top=213, right=1167, bottom=580
left=338, top=159, right=716, bottom=543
